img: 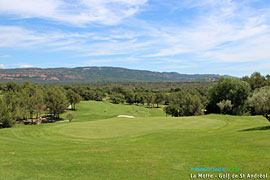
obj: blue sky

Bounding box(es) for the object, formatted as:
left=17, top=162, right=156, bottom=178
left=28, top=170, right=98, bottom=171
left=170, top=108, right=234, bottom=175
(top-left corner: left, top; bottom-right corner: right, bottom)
left=0, top=0, right=270, bottom=77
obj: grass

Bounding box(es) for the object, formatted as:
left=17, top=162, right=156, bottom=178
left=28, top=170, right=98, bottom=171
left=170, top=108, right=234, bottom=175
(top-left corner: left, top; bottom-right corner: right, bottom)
left=0, top=101, right=270, bottom=180
left=64, top=101, right=165, bottom=122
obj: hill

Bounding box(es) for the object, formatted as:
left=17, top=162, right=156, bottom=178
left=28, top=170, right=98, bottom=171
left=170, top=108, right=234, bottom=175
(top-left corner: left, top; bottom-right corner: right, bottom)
left=0, top=66, right=221, bottom=84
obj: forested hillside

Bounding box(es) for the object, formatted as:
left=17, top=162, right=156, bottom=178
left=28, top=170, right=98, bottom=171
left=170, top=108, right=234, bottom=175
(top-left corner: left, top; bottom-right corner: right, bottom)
left=0, top=67, right=221, bottom=84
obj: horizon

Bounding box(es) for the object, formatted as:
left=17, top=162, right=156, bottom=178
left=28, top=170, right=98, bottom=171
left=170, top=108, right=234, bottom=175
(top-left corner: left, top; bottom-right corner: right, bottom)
left=0, top=65, right=231, bottom=77
left=0, top=0, right=270, bottom=77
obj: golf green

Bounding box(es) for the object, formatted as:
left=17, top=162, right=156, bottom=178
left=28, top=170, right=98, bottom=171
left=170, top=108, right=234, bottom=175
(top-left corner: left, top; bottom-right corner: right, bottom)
left=0, top=101, right=269, bottom=180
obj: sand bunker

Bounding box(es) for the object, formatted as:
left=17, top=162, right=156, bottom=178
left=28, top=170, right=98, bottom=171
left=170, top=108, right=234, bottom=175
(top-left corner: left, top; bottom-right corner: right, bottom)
left=117, top=115, right=135, bottom=118
left=57, top=120, right=70, bottom=123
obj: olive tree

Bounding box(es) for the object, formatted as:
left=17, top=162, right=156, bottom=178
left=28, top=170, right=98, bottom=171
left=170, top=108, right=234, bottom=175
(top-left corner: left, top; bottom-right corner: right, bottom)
left=248, top=86, right=270, bottom=122
left=66, top=113, right=75, bottom=122
left=217, top=100, right=233, bottom=114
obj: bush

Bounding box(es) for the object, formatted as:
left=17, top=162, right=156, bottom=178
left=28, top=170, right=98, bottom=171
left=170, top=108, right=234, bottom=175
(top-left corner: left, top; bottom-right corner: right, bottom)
left=66, top=113, right=75, bottom=122
left=217, top=100, right=233, bottom=114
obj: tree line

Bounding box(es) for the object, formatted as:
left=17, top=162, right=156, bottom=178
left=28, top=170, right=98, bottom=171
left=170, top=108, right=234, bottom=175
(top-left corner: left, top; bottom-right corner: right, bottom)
left=1, top=72, right=270, bottom=129
left=0, top=82, right=81, bottom=128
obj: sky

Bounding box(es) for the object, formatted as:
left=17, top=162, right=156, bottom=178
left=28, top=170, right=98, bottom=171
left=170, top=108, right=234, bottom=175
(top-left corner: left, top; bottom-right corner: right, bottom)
left=0, top=0, right=270, bottom=77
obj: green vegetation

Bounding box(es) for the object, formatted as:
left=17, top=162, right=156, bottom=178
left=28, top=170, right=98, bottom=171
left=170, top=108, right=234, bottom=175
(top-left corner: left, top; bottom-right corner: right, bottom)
left=63, top=101, right=165, bottom=122
left=0, top=82, right=81, bottom=127
left=242, top=72, right=270, bottom=91
left=217, top=100, right=233, bottom=114
left=164, top=91, right=203, bottom=117
left=1, top=72, right=270, bottom=179
left=46, top=86, right=69, bottom=119
left=66, top=89, right=81, bottom=110
left=66, top=113, right=75, bottom=122
left=2, top=72, right=270, bottom=128
left=249, top=86, right=270, bottom=122
left=0, top=67, right=221, bottom=84
left=0, top=101, right=270, bottom=179
left=207, top=77, right=250, bottom=115
left=0, top=97, right=14, bottom=128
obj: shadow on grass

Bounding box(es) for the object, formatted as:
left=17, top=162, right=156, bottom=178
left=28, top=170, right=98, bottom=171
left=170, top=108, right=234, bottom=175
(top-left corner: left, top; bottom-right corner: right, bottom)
left=240, top=126, right=270, bottom=132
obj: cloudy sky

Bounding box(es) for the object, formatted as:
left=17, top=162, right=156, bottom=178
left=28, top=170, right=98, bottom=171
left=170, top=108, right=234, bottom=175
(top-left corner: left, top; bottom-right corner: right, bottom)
left=0, top=0, right=269, bottom=76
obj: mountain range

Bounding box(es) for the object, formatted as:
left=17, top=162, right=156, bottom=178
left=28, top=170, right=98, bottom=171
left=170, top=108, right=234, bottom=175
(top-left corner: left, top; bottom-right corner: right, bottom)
left=0, top=67, right=222, bottom=84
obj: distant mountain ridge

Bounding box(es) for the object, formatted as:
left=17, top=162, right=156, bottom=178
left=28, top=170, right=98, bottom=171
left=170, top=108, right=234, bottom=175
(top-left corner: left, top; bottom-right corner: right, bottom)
left=0, top=66, right=222, bottom=84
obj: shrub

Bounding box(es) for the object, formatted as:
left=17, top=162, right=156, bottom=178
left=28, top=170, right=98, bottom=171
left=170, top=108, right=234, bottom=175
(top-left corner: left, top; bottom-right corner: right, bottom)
left=66, top=113, right=75, bottom=122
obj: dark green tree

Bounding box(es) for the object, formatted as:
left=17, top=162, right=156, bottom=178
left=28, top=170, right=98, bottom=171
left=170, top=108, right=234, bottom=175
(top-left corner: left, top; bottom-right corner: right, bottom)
left=154, top=93, right=165, bottom=108
left=124, top=90, right=135, bottom=105
left=0, top=97, right=15, bottom=128
left=242, top=72, right=266, bottom=91
left=109, top=93, right=125, bottom=104
left=45, top=86, right=69, bottom=119
left=207, top=77, right=251, bottom=115
left=138, top=93, right=146, bottom=105
left=33, top=86, right=46, bottom=119
left=66, top=89, right=81, bottom=110
left=145, top=92, right=155, bottom=107
left=94, top=89, right=106, bottom=101
left=22, top=83, right=43, bottom=123
left=5, top=82, right=19, bottom=92
left=165, top=91, right=203, bottom=117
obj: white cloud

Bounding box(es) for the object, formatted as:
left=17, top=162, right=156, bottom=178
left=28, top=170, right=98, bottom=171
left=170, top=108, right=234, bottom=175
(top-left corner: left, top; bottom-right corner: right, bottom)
left=0, top=26, right=46, bottom=47
left=202, top=35, right=270, bottom=63
left=146, top=46, right=190, bottom=57
left=158, top=64, right=196, bottom=71
left=85, top=57, right=136, bottom=66
left=0, top=64, right=5, bottom=68
left=145, top=0, right=270, bottom=64
left=0, top=25, right=152, bottom=58
left=0, top=0, right=148, bottom=25
left=18, top=64, right=34, bottom=68
left=0, top=25, right=92, bottom=48
left=0, top=0, right=269, bottom=69
left=0, top=0, right=61, bottom=17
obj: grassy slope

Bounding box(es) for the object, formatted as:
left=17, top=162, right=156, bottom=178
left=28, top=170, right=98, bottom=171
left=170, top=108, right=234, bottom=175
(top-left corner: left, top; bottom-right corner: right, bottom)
left=65, top=101, right=165, bottom=122
left=0, top=101, right=270, bottom=180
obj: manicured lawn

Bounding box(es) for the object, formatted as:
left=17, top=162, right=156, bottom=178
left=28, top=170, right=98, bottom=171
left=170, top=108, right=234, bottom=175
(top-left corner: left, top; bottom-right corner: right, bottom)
left=0, top=101, right=269, bottom=179
left=63, top=101, right=165, bottom=122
